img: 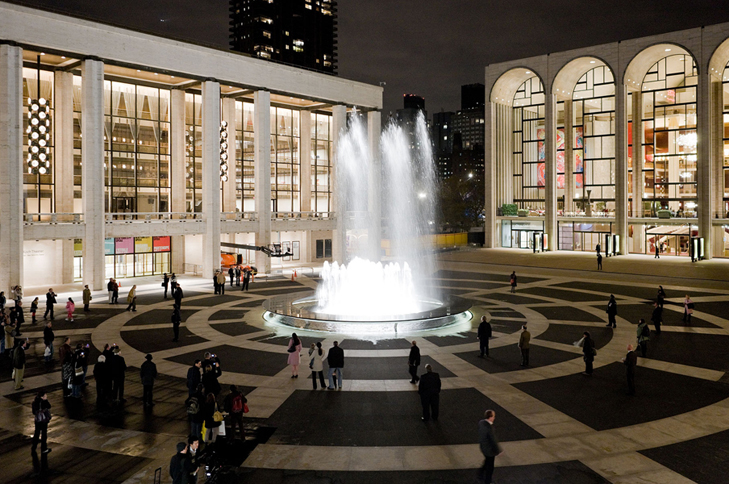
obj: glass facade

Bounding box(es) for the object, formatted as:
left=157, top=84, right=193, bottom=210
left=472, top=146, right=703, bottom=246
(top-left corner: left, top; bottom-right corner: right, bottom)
left=572, top=66, right=616, bottom=213
left=722, top=60, right=729, bottom=217
left=311, top=112, right=333, bottom=212
left=23, top=68, right=54, bottom=213
left=512, top=76, right=545, bottom=209
left=104, top=80, right=170, bottom=213
left=641, top=55, right=698, bottom=216
left=104, top=236, right=171, bottom=278
left=270, top=106, right=300, bottom=212
left=185, top=93, right=203, bottom=212
left=236, top=101, right=255, bottom=212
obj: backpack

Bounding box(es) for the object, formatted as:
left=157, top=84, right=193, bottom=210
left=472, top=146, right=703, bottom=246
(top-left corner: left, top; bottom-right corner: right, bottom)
left=34, top=408, right=50, bottom=424
left=231, top=394, right=243, bottom=414
left=641, top=324, right=650, bottom=337
left=186, top=396, right=200, bottom=415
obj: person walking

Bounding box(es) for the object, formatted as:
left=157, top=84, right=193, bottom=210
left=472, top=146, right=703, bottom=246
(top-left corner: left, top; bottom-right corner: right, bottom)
left=140, top=353, right=157, bottom=407
left=651, top=301, right=663, bottom=335
left=110, top=346, right=127, bottom=403
left=65, top=297, right=75, bottom=322
left=605, top=294, right=617, bottom=328
left=12, top=284, right=23, bottom=303
left=242, top=269, right=251, bottom=292
left=93, top=355, right=111, bottom=406
left=163, top=273, right=170, bottom=299
left=83, top=285, right=91, bottom=312
left=30, top=297, right=39, bottom=324
left=287, top=333, right=303, bottom=378
left=595, top=242, right=601, bottom=256
left=597, top=252, right=603, bottom=270
left=60, top=337, right=73, bottom=397
left=654, top=242, right=660, bottom=259
left=518, top=325, right=531, bottom=367
left=228, top=267, right=235, bottom=287
left=623, top=344, right=638, bottom=395
left=172, top=305, right=182, bottom=342
left=187, top=360, right=202, bottom=397
left=326, top=341, right=344, bottom=390
left=509, top=271, right=517, bottom=293
left=309, top=342, right=326, bottom=390
left=223, top=384, right=248, bottom=439
left=216, top=271, right=226, bottom=295
left=43, top=321, right=54, bottom=363
left=581, top=331, right=595, bottom=376
left=657, top=286, right=666, bottom=309
left=13, top=341, right=27, bottom=390
left=112, top=280, right=120, bottom=304
left=477, top=409, right=502, bottom=484
left=126, top=285, right=137, bottom=312
left=418, top=364, right=441, bottom=422
left=31, top=390, right=52, bottom=455
left=107, top=278, right=115, bottom=303
left=478, top=315, right=492, bottom=358
left=174, top=284, right=184, bottom=308
left=43, top=288, right=57, bottom=320
left=14, top=301, right=25, bottom=336
left=408, top=340, right=421, bottom=384
left=683, top=295, right=694, bottom=324
left=235, top=267, right=241, bottom=287
left=637, top=318, right=650, bottom=357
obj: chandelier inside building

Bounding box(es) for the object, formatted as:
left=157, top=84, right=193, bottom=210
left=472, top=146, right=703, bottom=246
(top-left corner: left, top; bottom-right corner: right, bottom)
left=26, top=97, right=51, bottom=175
left=219, top=121, right=229, bottom=182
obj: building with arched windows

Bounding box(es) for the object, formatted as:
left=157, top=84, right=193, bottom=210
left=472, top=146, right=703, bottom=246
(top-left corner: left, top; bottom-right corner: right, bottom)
left=485, top=24, right=729, bottom=259
left=0, top=2, right=382, bottom=292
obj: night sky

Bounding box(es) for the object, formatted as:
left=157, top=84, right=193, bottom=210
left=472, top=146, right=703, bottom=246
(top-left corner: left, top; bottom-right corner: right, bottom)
left=12, top=0, right=729, bottom=116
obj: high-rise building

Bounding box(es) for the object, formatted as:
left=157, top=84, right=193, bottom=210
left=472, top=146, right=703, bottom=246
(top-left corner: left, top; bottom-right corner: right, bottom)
left=432, top=111, right=454, bottom=179
left=396, top=94, right=427, bottom=150
left=461, top=83, right=485, bottom=111
left=447, top=84, right=485, bottom=181
left=229, top=0, right=338, bottom=74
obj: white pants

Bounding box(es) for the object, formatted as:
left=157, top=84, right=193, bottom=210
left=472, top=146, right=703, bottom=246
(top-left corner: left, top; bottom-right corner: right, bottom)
left=108, top=291, right=113, bottom=303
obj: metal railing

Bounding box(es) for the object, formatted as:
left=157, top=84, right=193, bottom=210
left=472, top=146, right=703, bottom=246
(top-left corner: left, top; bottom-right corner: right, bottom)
left=105, top=212, right=204, bottom=222
left=713, top=211, right=729, bottom=220
left=24, top=213, right=83, bottom=224
left=628, top=209, right=698, bottom=219
left=220, top=211, right=257, bottom=222
left=183, top=263, right=203, bottom=276
left=559, top=211, right=615, bottom=218
left=272, top=211, right=334, bottom=220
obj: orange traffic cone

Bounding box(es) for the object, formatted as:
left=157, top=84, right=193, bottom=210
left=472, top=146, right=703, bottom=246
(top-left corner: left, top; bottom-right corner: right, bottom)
left=294, top=270, right=297, bottom=278
left=291, top=272, right=295, bottom=281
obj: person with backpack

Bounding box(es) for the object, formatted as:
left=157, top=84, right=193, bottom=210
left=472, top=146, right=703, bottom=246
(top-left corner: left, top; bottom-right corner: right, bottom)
left=637, top=318, right=650, bottom=357
left=605, top=295, right=617, bottom=328
left=31, top=390, right=52, bottom=455
left=140, top=353, right=158, bottom=407
left=186, top=385, right=205, bottom=440
left=223, top=384, right=248, bottom=439
left=683, top=295, right=694, bottom=324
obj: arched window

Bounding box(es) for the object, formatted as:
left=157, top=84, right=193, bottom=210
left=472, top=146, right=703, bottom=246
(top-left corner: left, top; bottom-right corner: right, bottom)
left=641, top=54, right=697, bottom=216
left=512, top=77, right=545, bottom=209
left=721, top=60, right=729, bottom=217
left=572, top=66, right=615, bottom=212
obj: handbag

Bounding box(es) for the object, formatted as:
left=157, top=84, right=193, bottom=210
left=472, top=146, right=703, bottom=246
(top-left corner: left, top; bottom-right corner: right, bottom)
left=74, top=366, right=84, bottom=377
left=213, top=410, right=224, bottom=422
left=243, top=403, right=249, bottom=413
left=218, top=422, right=226, bottom=436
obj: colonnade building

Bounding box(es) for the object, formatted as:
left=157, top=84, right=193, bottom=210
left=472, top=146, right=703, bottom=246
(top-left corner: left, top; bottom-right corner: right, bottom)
left=0, top=3, right=382, bottom=291
left=484, top=24, right=729, bottom=259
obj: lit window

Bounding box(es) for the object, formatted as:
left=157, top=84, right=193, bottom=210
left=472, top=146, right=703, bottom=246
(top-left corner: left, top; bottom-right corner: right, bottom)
left=323, top=61, right=331, bottom=67
left=293, top=39, right=304, bottom=46
left=263, top=31, right=271, bottom=39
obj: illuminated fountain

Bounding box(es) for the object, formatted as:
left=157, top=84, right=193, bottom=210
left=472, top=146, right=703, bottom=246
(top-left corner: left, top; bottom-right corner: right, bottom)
left=264, top=111, right=471, bottom=334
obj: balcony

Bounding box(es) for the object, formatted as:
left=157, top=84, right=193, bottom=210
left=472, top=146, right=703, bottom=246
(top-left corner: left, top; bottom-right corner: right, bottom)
left=105, top=212, right=204, bottom=222
left=25, top=213, right=83, bottom=224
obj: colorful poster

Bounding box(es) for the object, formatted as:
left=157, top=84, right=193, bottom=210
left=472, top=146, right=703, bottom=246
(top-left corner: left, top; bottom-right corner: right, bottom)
left=115, top=237, right=134, bottom=254
left=74, top=239, right=83, bottom=257
left=153, top=236, right=171, bottom=252
left=105, top=238, right=115, bottom=255
left=575, top=152, right=584, bottom=188
left=575, top=127, right=583, bottom=149
left=556, top=128, right=565, bottom=151
left=557, top=151, right=565, bottom=189
left=135, top=236, right=153, bottom=253
left=537, top=163, right=545, bottom=187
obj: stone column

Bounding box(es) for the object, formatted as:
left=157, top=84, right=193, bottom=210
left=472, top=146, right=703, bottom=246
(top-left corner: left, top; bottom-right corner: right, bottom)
left=300, top=110, right=312, bottom=213
left=81, top=59, right=105, bottom=290
left=711, top=79, right=724, bottom=257
left=0, top=45, right=23, bottom=291
left=632, top=91, right=644, bottom=252
left=564, top=100, right=574, bottom=213
left=484, top=100, right=496, bottom=248
left=697, top=69, right=712, bottom=259
left=222, top=97, right=237, bottom=214
left=544, top=90, right=557, bottom=251
left=614, top=82, right=629, bottom=255
left=55, top=70, right=75, bottom=283
left=367, top=110, right=382, bottom=261
left=331, top=105, right=347, bottom=263
left=170, top=89, right=186, bottom=273
left=254, top=90, right=272, bottom=274
left=201, top=81, right=221, bottom=277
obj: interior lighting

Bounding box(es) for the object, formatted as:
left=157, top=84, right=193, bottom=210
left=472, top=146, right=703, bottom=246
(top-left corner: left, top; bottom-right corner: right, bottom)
left=27, top=95, right=51, bottom=175
left=590, top=61, right=596, bottom=64
left=220, top=121, right=229, bottom=182
left=665, top=48, right=672, bottom=52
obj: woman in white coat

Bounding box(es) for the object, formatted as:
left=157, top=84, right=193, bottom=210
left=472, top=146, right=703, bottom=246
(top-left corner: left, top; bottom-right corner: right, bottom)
left=287, top=333, right=302, bottom=378
left=310, top=341, right=326, bottom=390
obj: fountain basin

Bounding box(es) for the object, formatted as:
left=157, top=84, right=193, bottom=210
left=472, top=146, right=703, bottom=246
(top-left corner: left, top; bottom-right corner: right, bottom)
left=263, top=291, right=472, bottom=334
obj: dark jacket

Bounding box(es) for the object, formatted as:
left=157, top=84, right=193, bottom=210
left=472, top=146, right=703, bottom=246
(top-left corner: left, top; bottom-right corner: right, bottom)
left=32, top=398, right=52, bottom=427
left=172, top=308, right=182, bottom=325
left=582, top=337, right=595, bottom=361
left=110, top=353, right=127, bottom=379
left=478, top=321, right=492, bottom=339
left=202, top=370, right=221, bottom=396
left=327, top=345, right=344, bottom=368
left=187, top=392, right=205, bottom=424
left=60, top=343, right=73, bottom=364
left=607, top=299, right=618, bottom=316
left=408, top=345, right=421, bottom=367
left=624, top=350, right=638, bottom=372
left=479, top=420, right=502, bottom=457
left=12, top=345, right=26, bottom=369
left=187, top=366, right=201, bottom=392
left=170, top=452, right=184, bottom=484
left=46, top=291, right=57, bottom=306
left=202, top=399, right=220, bottom=428
left=180, top=452, right=198, bottom=484
left=651, top=306, right=663, bottom=323
left=93, top=361, right=111, bottom=388
left=43, top=326, right=55, bottom=345
left=174, top=288, right=184, bottom=304
left=140, top=360, right=158, bottom=386
left=418, top=371, right=441, bottom=397
left=223, top=389, right=248, bottom=414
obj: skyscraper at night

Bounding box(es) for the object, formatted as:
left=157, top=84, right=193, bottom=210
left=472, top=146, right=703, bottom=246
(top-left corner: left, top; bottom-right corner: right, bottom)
left=229, top=0, right=338, bottom=74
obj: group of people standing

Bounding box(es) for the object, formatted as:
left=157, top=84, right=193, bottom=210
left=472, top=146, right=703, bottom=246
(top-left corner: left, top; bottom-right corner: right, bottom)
left=213, top=266, right=252, bottom=295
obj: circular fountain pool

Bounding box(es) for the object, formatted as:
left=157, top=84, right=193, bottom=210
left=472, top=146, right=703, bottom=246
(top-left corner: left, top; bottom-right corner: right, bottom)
left=263, top=291, right=472, bottom=334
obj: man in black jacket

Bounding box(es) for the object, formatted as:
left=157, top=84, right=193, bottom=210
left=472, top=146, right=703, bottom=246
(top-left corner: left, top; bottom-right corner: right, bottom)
left=43, top=288, right=57, bottom=320
left=326, top=341, right=344, bottom=390
left=140, top=353, right=158, bottom=407
left=43, top=321, right=54, bottom=363
left=13, top=341, right=27, bottom=390
left=408, top=341, right=420, bottom=384
left=187, top=360, right=202, bottom=397
left=623, top=344, right=638, bottom=395
left=606, top=294, right=618, bottom=328
left=418, top=364, right=441, bottom=421
left=174, top=285, right=184, bottom=308
left=110, top=346, right=127, bottom=403
left=478, top=316, right=492, bottom=358
left=169, top=442, right=187, bottom=484
left=477, top=409, right=502, bottom=484
left=650, top=301, right=662, bottom=335
left=181, top=435, right=201, bottom=483
left=172, top=305, right=182, bottom=342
